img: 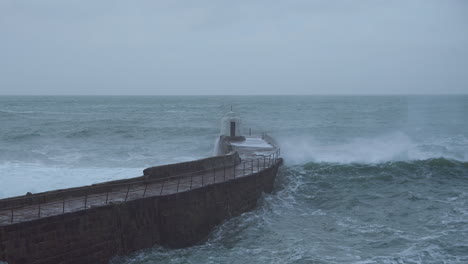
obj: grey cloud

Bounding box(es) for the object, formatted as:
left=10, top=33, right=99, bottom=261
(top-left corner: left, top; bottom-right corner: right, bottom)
left=0, top=0, right=467, bottom=95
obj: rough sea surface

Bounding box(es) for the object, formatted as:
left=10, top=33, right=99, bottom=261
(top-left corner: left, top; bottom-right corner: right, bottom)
left=0, top=95, right=467, bottom=264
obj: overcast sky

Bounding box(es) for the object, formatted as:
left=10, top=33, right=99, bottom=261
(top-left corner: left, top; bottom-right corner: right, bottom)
left=1, top=0, right=467, bottom=95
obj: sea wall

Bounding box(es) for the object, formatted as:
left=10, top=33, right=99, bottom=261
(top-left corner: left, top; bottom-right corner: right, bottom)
left=0, top=160, right=282, bottom=264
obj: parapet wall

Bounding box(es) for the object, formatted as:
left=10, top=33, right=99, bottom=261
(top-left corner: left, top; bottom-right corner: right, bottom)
left=143, top=151, right=240, bottom=178
left=0, top=160, right=282, bottom=264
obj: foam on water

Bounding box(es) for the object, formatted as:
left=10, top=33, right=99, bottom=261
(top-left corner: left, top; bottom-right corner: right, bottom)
left=278, top=132, right=468, bottom=165
left=0, top=163, right=141, bottom=198
left=230, top=137, right=273, bottom=148
left=213, top=136, right=221, bottom=156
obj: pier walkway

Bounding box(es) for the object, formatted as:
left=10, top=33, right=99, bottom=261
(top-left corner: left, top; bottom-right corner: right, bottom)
left=0, top=137, right=280, bottom=226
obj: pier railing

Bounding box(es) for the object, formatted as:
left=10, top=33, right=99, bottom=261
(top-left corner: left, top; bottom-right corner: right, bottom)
left=0, top=148, right=280, bottom=225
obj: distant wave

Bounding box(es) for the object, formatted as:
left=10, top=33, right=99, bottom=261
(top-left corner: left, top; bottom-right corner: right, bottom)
left=0, top=109, right=68, bottom=117
left=0, top=110, right=28, bottom=119
left=65, top=129, right=99, bottom=139
left=2, top=132, right=41, bottom=141
left=0, top=109, right=35, bottom=115
left=278, top=132, right=468, bottom=165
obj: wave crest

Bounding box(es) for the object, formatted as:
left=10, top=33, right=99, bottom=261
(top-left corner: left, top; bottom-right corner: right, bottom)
left=278, top=132, right=467, bottom=165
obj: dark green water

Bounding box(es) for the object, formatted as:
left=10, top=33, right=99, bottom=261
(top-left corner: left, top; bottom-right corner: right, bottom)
left=0, top=95, right=467, bottom=263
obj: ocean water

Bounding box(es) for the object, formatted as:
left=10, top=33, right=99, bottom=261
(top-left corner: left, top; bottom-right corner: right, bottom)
left=1, top=95, right=467, bottom=264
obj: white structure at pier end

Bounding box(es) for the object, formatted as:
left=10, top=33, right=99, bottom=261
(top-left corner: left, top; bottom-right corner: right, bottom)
left=220, top=111, right=242, bottom=137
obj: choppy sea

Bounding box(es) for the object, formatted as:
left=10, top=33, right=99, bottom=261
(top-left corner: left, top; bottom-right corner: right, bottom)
left=1, top=95, right=467, bottom=264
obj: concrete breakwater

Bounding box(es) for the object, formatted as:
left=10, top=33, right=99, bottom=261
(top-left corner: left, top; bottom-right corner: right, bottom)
left=0, top=140, right=282, bottom=264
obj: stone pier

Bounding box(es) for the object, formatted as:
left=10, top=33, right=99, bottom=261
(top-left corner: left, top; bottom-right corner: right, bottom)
left=0, top=136, right=282, bottom=264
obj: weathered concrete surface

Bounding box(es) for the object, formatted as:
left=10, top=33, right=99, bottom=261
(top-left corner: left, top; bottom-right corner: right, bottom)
left=0, top=136, right=282, bottom=264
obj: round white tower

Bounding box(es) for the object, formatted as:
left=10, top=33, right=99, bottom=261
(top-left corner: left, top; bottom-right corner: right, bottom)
left=220, top=111, right=242, bottom=137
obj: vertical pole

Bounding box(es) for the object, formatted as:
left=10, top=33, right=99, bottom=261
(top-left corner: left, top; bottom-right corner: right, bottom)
left=106, top=190, right=109, bottom=204
left=38, top=204, right=41, bottom=218
left=143, top=184, right=148, bottom=197
left=251, top=159, right=254, bottom=174
left=84, top=193, right=88, bottom=209
left=257, top=158, right=260, bottom=172
left=160, top=180, right=165, bottom=195
left=177, top=178, right=180, bottom=193
left=213, top=167, right=216, bottom=183
left=62, top=198, right=65, bottom=213
left=125, top=186, right=130, bottom=201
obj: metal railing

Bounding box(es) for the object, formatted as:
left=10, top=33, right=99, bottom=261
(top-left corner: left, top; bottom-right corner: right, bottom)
left=0, top=148, right=280, bottom=225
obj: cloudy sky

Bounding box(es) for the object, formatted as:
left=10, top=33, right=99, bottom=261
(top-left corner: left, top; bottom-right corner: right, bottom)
left=1, top=0, right=467, bottom=95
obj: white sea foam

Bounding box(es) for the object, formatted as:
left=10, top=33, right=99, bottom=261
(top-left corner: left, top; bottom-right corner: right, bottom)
left=278, top=132, right=468, bottom=165
left=213, top=136, right=220, bottom=156
left=0, top=163, right=141, bottom=198
left=230, top=137, right=273, bottom=148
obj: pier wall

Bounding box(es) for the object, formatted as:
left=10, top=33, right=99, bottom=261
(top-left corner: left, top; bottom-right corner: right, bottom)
left=0, top=160, right=282, bottom=264
left=143, top=151, right=240, bottom=178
